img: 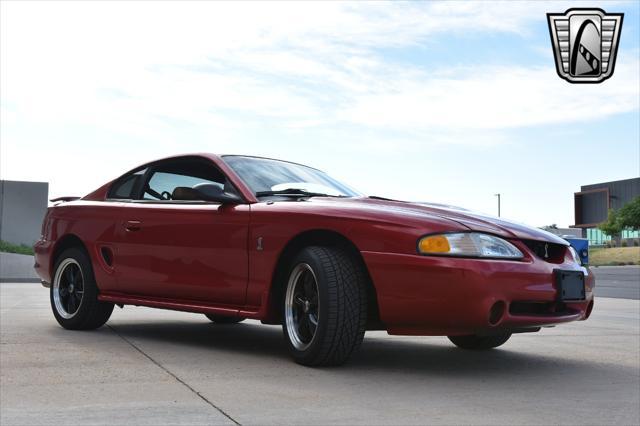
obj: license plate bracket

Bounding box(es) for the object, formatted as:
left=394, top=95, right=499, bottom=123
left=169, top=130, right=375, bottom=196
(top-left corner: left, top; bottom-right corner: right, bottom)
left=554, top=269, right=586, bottom=301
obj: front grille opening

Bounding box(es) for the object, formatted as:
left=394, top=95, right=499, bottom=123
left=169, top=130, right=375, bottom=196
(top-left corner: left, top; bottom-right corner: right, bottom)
left=509, top=301, right=574, bottom=316
left=523, top=240, right=566, bottom=263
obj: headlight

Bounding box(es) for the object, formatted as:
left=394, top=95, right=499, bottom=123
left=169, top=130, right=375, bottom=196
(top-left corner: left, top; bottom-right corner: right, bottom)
left=418, top=232, right=524, bottom=259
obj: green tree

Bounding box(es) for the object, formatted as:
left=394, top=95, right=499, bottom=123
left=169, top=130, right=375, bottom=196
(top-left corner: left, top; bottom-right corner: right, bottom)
left=599, top=209, right=622, bottom=237
left=617, top=196, right=640, bottom=230
left=599, top=197, right=640, bottom=240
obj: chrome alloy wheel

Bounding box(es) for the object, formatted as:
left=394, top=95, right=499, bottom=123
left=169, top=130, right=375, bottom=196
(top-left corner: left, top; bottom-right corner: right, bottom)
left=53, top=258, right=85, bottom=319
left=285, top=263, right=320, bottom=351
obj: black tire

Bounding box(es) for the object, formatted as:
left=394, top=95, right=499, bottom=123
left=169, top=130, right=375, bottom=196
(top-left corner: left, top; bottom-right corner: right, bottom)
left=282, top=246, right=367, bottom=366
left=448, top=333, right=512, bottom=350
left=205, top=314, right=245, bottom=324
left=50, top=247, right=114, bottom=330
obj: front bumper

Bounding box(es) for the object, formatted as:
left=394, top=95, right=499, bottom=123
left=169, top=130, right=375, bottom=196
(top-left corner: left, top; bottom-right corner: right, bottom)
left=362, top=250, right=594, bottom=336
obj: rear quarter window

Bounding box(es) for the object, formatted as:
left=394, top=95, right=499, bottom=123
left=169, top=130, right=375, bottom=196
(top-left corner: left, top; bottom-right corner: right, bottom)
left=108, top=168, right=146, bottom=199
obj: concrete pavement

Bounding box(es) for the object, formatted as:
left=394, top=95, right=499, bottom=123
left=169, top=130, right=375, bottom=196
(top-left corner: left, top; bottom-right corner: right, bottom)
left=592, top=265, right=640, bottom=300
left=1, top=283, right=639, bottom=425
left=0, top=253, right=39, bottom=283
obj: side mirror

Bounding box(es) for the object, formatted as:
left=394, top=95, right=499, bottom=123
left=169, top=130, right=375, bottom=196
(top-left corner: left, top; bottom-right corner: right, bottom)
left=193, top=183, right=242, bottom=204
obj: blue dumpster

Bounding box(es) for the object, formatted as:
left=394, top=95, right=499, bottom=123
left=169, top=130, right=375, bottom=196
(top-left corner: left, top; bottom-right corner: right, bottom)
left=563, top=237, right=589, bottom=265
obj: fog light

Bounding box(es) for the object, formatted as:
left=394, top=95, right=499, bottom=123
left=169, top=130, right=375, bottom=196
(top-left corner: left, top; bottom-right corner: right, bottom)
left=489, top=301, right=506, bottom=325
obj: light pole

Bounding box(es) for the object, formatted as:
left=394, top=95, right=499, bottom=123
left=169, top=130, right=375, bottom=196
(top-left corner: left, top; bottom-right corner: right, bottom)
left=494, top=193, right=501, bottom=217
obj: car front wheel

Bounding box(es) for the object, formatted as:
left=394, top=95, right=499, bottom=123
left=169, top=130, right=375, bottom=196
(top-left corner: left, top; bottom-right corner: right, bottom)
left=448, top=333, right=512, bottom=350
left=50, top=247, right=114, bottom=330
left=282, top=246, right=367, bottom=366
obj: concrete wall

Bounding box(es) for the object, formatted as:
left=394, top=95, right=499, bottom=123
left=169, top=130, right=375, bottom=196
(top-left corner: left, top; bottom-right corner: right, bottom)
left=0, top=180, right=49, bottom=246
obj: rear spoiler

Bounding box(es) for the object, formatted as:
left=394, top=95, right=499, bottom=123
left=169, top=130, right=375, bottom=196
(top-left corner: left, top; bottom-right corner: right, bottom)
left=50, top=196, right=81, bottom=203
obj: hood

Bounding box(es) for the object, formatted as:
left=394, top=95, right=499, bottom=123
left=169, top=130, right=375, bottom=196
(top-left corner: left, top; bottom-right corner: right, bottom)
left=312, top=196, right=569, bottom=246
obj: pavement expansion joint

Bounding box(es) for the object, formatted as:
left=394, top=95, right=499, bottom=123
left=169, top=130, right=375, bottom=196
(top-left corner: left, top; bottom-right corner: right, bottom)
left=106, top=324, right=241, bottom=425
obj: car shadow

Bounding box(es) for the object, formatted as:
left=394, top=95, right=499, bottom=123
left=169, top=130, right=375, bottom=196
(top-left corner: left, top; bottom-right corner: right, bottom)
left=101, top=318, right=634, bottom=380
left=107, top=319, right=289, bottom=358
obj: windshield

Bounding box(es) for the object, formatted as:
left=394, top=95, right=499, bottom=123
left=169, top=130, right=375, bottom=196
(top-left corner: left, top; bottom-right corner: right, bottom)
left=223, top=156, right=362, bottom=198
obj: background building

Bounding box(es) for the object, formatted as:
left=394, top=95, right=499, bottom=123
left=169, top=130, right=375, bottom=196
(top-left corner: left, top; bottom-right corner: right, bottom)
left=573, top=177, right=640, bottom=245
left=0, top=180, right=49, bottom=246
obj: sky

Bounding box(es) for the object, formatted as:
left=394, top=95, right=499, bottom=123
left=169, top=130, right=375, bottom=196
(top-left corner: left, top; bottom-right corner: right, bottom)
left=1, top=0, right=639, bottom=227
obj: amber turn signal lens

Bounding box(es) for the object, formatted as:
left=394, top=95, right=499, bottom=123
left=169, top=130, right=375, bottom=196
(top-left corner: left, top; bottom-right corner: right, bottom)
left=418, top=235, right=451, bottom=253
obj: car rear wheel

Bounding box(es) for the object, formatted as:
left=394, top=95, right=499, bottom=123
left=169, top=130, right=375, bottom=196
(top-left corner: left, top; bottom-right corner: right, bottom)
left=448, top=333, right=512, bottom=350
left=51, top=247, right=114, bottom=330
left=205, top=314, right=245, bottom=324
left=282, top=246, right=367, bottom=366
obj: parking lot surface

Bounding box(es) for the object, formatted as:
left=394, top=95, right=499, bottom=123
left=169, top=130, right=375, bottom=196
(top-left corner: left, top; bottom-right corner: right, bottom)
left=1, top=283, right=639, bottom=425
left=592, top=265, right=640, bottom=299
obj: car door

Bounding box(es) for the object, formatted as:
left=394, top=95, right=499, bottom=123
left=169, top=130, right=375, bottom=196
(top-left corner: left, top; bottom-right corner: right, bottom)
left=112, top=157, right=250, bottom=306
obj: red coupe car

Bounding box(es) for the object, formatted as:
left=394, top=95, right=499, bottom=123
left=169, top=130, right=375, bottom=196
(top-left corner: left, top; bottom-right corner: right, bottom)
left=34, top=154, right=594, bottom=366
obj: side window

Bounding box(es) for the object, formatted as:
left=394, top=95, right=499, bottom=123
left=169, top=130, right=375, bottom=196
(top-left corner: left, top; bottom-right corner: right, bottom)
left=142, top=160, right=228, bottom=201
left=108, top=168, right=147, bottom=199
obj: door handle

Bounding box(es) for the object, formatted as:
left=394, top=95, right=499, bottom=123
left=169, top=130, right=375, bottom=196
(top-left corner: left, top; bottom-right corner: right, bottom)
left=124, top=220, right=142, bottom=232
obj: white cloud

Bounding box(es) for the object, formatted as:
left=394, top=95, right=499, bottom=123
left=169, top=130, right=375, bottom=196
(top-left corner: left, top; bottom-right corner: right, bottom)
left=341, top=58, right=640, bottom=130
left=1, top=1, right=637, bottom=228
left=2, top=0, right=635, bottom=139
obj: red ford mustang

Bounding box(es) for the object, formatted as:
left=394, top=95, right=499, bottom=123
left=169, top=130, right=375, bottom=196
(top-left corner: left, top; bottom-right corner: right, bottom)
left=34, top=154, right=594, bottom=366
